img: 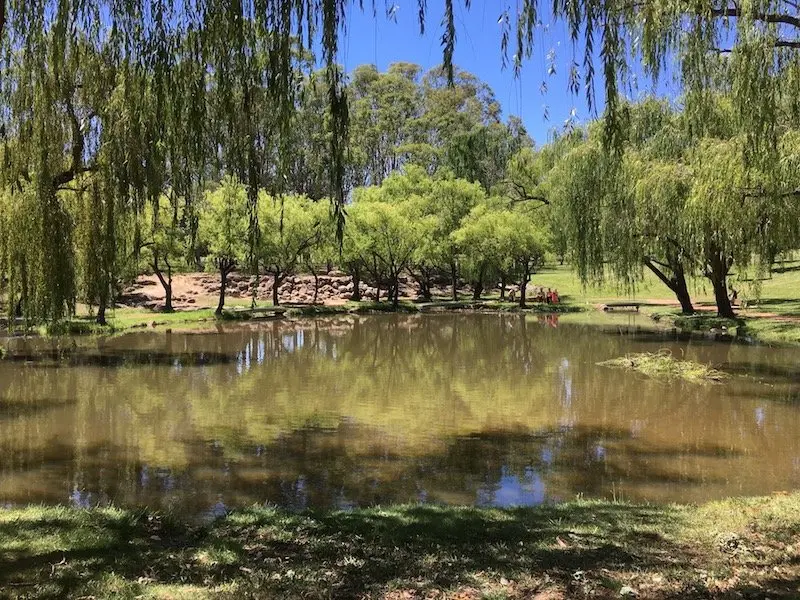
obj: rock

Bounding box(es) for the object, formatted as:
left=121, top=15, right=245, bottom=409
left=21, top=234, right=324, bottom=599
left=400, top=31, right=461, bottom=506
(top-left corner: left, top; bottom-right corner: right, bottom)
left=328, top=269, right=346, bottom=277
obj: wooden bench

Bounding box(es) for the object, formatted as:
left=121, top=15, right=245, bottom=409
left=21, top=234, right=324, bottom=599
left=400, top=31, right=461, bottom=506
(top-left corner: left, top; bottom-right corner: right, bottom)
left=602, top=302, right=640, bottom=312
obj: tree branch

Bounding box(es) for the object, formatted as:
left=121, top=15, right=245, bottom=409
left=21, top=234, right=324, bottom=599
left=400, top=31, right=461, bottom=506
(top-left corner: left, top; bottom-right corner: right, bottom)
left=509, top=179, right=550, bottom=205
left=52, top=92, right=97, bottom=189
left=711, top=5, right=800, bottom=29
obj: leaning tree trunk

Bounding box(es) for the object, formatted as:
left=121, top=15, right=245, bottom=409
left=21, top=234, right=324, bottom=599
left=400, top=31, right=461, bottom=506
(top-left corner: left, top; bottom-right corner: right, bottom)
left=154, top=271, right=173, bottom=312
left=708, top=249, right=735, bottom=318
left=450, top=261, right=458, bottom=301
left=673, top=268, right=694, bottom=315
left=643, top=257, right=694, bottom=315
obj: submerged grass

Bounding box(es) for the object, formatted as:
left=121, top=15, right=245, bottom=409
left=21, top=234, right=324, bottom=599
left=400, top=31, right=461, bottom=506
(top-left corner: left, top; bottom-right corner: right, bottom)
left=2, top=494, right=800, bottom=599
left=598, top=350, right=728, bottom=382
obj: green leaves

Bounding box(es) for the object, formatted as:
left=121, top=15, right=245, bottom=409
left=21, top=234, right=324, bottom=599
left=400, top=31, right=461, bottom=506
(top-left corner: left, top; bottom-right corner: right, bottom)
left=201, top=176, right=250, bottom=270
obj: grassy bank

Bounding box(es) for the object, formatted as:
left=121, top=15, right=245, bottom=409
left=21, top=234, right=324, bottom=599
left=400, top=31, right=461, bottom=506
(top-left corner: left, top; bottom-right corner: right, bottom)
left=2, top=494, right=800, bottom=599
left=12, top=299, right=582, bottom=338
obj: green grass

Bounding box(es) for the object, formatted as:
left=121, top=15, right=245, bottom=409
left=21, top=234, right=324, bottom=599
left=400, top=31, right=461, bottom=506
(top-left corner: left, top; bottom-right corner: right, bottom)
left=598, top=350, right=728, bottom=382
left=2, top=495, right=800, bottom=599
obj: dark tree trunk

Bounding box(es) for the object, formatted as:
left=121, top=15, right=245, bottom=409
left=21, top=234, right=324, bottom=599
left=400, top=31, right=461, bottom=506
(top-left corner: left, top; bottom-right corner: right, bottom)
left=312, top=270, right=319, bottom=304
left=272, top=272, right=281, bottom=306
left=421, top=279, right=432, bottom=301
left=472, top=265, right=485, bottom=301
left=350, top=264, right=362, bottom=301
left=710, top=273, right=734, bottom=318
left=519, top=267, right=530, bottom=308
left=643, top=257, right=694, bottom=315
left=216, top=268, right=227, bottom=316
left=152, top=252, right=174, bottom=312
left=673, top=269, right=694, bottom=315
left=96, top=297, right=107, bottom=325
left=450, top=261, right=458, bottom=302
left=412, top=268, right=433, bottom=301
left=707, top=247, right=735, bottom=318
left=392, top=274, right=400, bottom=307
left=164, top=283, right=172, bottom=312
left=499, top=276, right=506, bottom=301
left=375, top=280, right=381, bottom=302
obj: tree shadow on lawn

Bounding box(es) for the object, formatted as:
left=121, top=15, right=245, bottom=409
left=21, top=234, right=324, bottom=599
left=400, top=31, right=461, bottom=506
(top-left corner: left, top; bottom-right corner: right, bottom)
left=0, top=502, right=685, bottom=598
left=3, top=500, right=800, bottom=599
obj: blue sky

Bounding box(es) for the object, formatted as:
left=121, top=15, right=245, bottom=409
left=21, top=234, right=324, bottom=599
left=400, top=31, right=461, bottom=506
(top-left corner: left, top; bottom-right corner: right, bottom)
left=335, top=1, right=680, bottom=145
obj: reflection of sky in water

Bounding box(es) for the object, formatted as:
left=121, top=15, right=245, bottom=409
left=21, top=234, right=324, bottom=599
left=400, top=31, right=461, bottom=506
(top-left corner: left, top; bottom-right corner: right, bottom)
left=476, top=466, right=546, bottom=507
left=70, top=486, right=94, bottom=508
left=207, top=499, right=228, bottom=519
left=282, top=330, right=304, bottom=353
left=755, top=406, right=766, bottom=429
left=281, top=475, right=309, bottom=511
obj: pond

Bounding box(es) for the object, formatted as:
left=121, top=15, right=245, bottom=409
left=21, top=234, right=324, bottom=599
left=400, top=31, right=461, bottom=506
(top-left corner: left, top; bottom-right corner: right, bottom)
left=1, top=313, right=799, bottom=519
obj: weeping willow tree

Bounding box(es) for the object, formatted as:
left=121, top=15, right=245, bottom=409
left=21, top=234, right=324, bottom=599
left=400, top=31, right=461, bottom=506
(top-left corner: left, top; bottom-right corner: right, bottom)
left=1, top=0, right=798, bottom=323
left=0, top=0, right=347, bottom=323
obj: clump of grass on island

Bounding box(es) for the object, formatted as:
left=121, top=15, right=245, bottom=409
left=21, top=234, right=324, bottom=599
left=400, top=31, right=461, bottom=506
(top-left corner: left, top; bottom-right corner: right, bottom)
left=598, top=350, right=728, bottom=382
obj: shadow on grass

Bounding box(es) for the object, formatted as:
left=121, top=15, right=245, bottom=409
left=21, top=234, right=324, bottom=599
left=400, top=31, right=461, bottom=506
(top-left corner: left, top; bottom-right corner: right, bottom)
left=3, top=499, right=800, bottom=598
left=0, top=502, right=678, bottom=598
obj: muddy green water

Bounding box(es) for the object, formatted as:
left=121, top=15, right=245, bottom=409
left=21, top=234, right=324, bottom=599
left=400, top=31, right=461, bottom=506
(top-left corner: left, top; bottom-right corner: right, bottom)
left=1, top=313, right=799, bottom=518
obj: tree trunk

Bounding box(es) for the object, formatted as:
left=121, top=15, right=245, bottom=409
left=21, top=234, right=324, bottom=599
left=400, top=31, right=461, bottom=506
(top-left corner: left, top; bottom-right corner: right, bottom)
left=350, top=264, right=361, bottom=301
left=375, top=280, right=381, bottom=302
left=216, top=268, right=227, bottom=316
left=392, top=274, right=400, bottom=307
left=643, top=257, right=694, bottom=315
left=272, top=272, right=281, bottom=306
left=472, top=265, right=485, bottom=301
left=519, top=267, right=530, bottom=309
left=673, top=268, right=694, bottom=315
left=450, top=261, right=458, bottom=302
left=96, top=297, right=107, bottom=325
left=152, top=256, right=173, bottom=312
left=312, top=270, right=319, bottom=304
left=164, top=283, right=173, bottom=312
left=499, top=276, right=506, bottom=301
left=708, top=252, right=735, bottom=318
left=421, top=278, right=432, bottom=301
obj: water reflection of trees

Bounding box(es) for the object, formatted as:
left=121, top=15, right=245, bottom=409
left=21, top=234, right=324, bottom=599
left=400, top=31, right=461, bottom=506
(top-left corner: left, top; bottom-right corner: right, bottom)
left=2, top=314, right=800, bottom=516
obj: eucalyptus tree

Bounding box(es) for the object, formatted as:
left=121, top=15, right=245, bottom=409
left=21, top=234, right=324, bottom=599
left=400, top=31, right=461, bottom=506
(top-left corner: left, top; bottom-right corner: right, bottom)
left=348, top=63, right=423, bottom=186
